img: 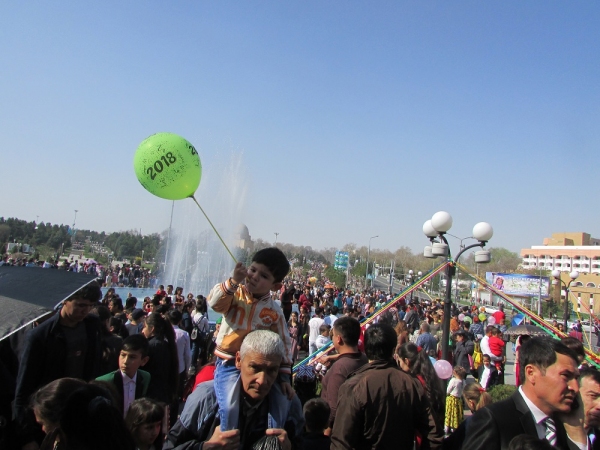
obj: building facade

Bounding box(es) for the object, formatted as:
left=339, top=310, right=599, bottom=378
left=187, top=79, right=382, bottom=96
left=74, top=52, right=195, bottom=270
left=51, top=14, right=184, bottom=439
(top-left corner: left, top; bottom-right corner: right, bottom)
left=521, top=232, right=600, bottom=275
left=521, top=232, right=600, bottom=317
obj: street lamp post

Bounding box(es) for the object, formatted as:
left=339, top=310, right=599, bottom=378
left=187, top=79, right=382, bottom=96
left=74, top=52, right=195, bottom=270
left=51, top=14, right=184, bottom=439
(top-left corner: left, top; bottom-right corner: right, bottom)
left=552, top=270, right=579, bottom=331
left=365, top=235, right=379, bottom=290
left=423, top=212, right=493, bottom=361
left=274, top=232, right=279, bottom=245
left=405, top=270, right=423, bottom=303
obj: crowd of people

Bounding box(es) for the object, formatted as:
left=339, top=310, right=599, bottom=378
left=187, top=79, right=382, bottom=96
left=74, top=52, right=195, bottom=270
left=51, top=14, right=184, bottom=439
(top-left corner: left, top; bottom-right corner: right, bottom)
left=0, top=255, right=158, bottom=288
left=1, top=247, right=600, bottom=450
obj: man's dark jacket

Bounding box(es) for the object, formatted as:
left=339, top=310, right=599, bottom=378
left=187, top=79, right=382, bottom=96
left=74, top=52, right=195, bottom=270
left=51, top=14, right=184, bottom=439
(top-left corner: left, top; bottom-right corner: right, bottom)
left=14, top=312, right=102, bottom=444
left=331, top=359, right=443, bottom=450
left=461, top=391, right=571, bottom=450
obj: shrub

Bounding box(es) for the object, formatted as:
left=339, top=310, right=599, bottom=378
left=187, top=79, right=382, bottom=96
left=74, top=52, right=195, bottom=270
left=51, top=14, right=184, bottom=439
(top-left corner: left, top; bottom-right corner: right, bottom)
left=488, top=384, right=517, bottom=403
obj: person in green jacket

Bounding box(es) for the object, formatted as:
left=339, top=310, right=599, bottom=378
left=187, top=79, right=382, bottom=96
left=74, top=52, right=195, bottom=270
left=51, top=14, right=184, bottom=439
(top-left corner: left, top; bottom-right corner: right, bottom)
left=96, top=334, right=151, bottom=417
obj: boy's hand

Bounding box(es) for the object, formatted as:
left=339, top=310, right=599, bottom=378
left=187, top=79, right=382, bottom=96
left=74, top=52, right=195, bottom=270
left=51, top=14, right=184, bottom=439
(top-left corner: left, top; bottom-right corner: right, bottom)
left=232, top=262, right=247, bottom=285
left=204, top=427, right=240, bottom=450
left=266, top=428, right=291, bottom=450
left=280, top=381, right=295, bottom=400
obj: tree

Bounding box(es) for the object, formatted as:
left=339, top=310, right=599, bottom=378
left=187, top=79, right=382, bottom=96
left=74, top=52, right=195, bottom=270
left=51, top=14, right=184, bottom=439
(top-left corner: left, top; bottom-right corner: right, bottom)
left=463, top=247, right=522, bottom=273
left=0, top=224, right=10, bottom=251
left=324, top=265, right=346, bottom=288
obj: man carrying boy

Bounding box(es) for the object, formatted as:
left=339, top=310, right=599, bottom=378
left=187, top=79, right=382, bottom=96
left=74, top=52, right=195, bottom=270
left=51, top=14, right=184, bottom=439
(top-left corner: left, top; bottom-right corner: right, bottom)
left=165, top=330, right=304, bottom=450
left=96, top=334, right=151, bottom=416
left=208, top=247, right=294, bottom=431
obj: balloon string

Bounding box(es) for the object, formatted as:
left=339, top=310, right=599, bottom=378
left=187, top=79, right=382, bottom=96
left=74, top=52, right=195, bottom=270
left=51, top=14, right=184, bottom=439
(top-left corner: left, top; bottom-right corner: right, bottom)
left=189, top=195, right=238, bottom=263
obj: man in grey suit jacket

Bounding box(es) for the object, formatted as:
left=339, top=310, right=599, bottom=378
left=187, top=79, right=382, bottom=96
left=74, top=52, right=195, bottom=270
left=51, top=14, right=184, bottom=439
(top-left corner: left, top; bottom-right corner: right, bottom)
left=462, top=337, right=580, bottom=450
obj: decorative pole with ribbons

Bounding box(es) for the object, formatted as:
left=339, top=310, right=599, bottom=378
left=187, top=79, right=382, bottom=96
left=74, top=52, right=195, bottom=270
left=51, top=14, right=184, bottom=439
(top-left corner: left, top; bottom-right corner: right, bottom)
left=292, top=261, right=450, bottom=373
left=457, top=263, right=600, bottom=368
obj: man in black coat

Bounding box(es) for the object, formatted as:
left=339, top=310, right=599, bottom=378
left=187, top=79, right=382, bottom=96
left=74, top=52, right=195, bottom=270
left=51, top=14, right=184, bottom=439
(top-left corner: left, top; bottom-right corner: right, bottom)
left=14, top=282, right=103, bottom=450
left=462, top=337, right=580, bottom=450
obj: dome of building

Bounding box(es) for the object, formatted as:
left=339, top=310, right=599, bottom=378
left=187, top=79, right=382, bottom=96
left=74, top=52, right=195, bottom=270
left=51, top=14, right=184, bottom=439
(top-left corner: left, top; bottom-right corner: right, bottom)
left=237, top=224, right=250, bottom=240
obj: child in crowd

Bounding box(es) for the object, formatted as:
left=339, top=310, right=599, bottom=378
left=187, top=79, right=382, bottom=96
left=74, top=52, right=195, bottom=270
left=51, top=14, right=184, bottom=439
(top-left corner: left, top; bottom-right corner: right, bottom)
left=125, top=397, right=166, bottom=450
left=208, top=247, right=294, bottom=431
left=301, top=398, right=331, bottom=450
left=445, top=366, right=467, bottom=435
left=125, top=308, right=147, bottom=336
left=488, top=327, right=506, bottom=373
left=96, top=334, right=151, bottom=417
left=315, top=324, right=331, bottom=349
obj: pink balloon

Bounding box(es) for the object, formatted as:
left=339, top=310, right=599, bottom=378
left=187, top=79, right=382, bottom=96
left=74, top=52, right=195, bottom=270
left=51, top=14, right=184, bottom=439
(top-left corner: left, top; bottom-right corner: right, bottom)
left=488, top=316, right=496, bottom=325
left=434, top=359, right=453, bottom=379
left=458, top=313, right=465, bottom=321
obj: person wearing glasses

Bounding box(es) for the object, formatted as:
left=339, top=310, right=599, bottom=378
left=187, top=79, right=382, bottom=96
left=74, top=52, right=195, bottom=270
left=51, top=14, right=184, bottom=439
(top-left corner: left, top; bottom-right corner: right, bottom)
left=14, top=281, right=104, bottom=450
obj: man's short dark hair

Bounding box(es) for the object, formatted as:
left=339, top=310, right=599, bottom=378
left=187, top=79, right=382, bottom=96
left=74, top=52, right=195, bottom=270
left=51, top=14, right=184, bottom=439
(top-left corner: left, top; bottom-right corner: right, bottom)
left=333, top=316, right=361, bottom=346
left=67, top=281, right=102, bottom=303
left=94, top=305, right=111, bottom=322
left=109, top=296, right=123, bottom=311
left=251, top=247, right=290, bottom=283
left=314, top=307, right=323, bottom=316
left=561, top=337, right=585, bottom=362
left=122, top=334, right=149, bottom=357
left=125, top=297, right=137, bottom=310
left=364, top=323, right=397, bottom=361
left=167, top=309, right=182, bottom=325
left=579, top=368, right=600, bottom=387
left=303, top=397, right=330, bottom=433
left=331, top=306, right=339, bottom=315
left=518, top=337, right=579, bottom=384
left=156, top=304, right=169, bottom=315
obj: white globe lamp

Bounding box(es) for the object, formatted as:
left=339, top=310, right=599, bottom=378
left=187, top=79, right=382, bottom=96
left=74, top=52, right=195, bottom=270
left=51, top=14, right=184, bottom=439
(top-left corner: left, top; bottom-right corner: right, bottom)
left=431, top=211, right=453, bottom=233
left=472, top=222, right=493, bottom=242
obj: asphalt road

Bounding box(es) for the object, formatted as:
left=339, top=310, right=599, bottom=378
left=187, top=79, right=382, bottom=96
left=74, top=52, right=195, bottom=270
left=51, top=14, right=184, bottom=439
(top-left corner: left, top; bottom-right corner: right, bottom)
left=372, top=275, right=431, bottom=302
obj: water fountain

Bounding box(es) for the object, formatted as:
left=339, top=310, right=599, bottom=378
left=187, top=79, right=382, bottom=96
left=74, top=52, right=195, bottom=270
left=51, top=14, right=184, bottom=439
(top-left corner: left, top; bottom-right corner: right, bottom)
left=163, top=151, right=248, bottom=298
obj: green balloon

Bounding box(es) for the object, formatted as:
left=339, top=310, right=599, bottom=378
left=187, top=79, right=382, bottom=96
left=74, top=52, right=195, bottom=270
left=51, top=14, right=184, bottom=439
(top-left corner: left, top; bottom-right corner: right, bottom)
left=134, top=133, right=202, bottom=200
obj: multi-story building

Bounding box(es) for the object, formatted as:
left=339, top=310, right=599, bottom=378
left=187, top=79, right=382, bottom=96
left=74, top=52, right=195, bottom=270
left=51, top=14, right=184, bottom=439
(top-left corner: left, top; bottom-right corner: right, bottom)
left=521, top=232, right=600, bottom=275
left=522, top=232, right=600, bottom=317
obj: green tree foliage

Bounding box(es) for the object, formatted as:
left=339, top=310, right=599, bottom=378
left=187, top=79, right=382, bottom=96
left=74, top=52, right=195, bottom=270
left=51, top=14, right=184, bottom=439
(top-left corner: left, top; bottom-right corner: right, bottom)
left=0, top=217, right=72, bottom=253
left=103, top=231, right=161, bottom=261
left=351, top=261, right=367, bottom=278
left=462, top=247, right=522, bottom=273
left=324, top=265, right=346, bottom=288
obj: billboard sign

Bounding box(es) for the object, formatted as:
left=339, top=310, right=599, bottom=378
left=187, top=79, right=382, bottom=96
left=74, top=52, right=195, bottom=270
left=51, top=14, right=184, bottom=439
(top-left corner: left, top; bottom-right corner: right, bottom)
left=334, top=251, right=349, bottom=270
left=485, top=272, right=550, bottom=297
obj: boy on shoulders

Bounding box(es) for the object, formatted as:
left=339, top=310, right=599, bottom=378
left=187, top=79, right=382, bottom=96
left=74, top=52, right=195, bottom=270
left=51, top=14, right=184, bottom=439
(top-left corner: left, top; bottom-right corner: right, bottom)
left=208, top=247, right=294, bottom=431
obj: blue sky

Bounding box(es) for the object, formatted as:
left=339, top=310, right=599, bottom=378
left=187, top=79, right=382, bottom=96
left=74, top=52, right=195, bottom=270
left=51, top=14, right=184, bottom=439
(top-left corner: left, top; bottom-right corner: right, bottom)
left=2, top=2, right=599, bottom=255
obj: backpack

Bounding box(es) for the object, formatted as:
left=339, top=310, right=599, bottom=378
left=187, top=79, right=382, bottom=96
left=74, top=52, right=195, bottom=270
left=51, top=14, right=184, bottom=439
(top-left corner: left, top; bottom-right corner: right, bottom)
left=190, top=313, right=209, bottom=342
left=294, top=364, right=317, bottom=406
